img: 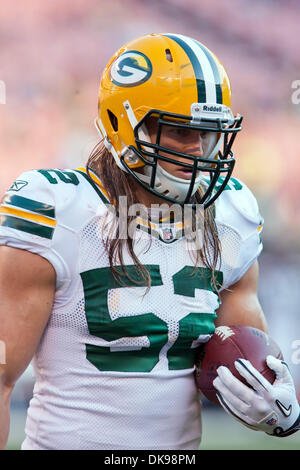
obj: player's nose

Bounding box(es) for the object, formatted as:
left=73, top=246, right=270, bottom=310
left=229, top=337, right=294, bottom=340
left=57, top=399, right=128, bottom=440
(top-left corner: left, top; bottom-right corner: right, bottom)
left=182, top=141, right=204, bottom=157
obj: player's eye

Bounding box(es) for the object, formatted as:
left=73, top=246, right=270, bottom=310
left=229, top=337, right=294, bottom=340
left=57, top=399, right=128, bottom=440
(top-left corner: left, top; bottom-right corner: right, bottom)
left=169, top=127, right=186, bottom=136
left=166, top=127, right=195, bottom=140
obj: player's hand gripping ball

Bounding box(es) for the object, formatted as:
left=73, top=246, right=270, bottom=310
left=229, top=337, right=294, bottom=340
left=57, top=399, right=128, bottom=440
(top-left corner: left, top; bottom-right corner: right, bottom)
left=195, top=325, right=283, bottom=406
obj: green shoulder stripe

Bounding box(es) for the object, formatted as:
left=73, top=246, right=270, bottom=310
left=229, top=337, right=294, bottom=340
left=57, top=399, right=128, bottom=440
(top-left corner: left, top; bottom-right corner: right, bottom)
left=3, top=194, right=55, bottom=219
left=0, top=215, right=54, bottom=239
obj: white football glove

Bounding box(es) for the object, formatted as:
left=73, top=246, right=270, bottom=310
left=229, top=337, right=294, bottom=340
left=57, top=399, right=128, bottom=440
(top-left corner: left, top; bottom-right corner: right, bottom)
left=213, top=355, right=300, bottom=437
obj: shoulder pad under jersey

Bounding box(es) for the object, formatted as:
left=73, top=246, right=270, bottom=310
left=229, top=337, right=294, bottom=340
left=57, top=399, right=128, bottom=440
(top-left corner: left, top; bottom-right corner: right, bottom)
left=214, top=176, right=263, bottom=239
left=0, top=168, right=108, bottom=295
left=213, top=177, right=263, bottom=288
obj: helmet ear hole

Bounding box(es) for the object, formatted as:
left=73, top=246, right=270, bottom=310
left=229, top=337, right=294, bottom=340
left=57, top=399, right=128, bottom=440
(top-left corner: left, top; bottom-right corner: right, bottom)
left=165, top=48, right=173, bottom=62
left=107, top=109, right=118, bottom=132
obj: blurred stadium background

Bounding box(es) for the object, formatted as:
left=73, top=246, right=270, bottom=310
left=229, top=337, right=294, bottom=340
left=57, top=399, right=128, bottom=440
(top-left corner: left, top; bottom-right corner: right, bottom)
left=1, top=0, right=300, bottom=450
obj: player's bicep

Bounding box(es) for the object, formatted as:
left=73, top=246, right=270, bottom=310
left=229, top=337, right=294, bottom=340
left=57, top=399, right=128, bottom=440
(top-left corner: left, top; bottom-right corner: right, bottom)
left=0, top=246, right=56, bottom=388
left=215, top=261, right=268, bottom=332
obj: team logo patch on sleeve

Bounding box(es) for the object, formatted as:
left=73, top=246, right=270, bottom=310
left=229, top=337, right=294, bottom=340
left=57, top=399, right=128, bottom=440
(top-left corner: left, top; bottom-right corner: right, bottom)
left=109, top=51, right=152, bottom=87
left=0, top=194, right=56, bottom=239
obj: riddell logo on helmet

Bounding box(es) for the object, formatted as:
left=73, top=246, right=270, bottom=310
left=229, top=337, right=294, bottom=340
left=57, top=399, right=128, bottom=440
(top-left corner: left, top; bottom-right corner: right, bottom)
left=203, top=105, right=222, bottom=112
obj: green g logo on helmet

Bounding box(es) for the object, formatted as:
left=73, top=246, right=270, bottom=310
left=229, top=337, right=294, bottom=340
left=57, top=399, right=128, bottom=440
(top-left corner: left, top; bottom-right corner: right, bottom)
left=109, top=51, right=152, bottom=87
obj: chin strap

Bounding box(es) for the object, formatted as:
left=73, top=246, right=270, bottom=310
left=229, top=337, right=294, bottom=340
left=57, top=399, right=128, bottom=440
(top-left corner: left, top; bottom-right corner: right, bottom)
left=136, top=164, right=202, bottom=203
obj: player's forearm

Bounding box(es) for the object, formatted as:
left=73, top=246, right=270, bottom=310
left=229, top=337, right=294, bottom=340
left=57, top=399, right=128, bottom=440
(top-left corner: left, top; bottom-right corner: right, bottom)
left=0, top=380, right=13, bottom=450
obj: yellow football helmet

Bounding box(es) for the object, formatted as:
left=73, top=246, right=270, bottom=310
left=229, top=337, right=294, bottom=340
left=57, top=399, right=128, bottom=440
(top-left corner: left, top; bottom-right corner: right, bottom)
left=96, top=33, right=242, bottom=207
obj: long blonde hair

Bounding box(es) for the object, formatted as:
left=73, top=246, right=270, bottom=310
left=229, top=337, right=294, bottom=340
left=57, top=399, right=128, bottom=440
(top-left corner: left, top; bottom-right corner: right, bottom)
left=86, top=141, right=222, bottom=293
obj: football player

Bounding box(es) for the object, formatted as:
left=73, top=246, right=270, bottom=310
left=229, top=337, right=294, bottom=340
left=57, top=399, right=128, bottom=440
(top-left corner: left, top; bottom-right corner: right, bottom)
left=0, top=33, right=299, bottom=450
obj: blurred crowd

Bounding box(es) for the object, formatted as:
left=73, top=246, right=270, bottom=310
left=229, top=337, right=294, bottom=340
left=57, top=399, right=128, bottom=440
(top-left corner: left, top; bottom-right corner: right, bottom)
left=1, top=0, right=300, bottom=389
left=1, top=0, right=300, bottom=249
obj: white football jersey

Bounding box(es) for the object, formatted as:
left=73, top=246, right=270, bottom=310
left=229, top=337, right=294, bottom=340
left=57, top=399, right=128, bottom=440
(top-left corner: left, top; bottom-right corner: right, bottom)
left=0, top=168, right=263, bottom=450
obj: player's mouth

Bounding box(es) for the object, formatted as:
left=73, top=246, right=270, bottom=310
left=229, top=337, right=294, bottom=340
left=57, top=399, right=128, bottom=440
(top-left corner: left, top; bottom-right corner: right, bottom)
left=175, top=167, right=195, bottom=180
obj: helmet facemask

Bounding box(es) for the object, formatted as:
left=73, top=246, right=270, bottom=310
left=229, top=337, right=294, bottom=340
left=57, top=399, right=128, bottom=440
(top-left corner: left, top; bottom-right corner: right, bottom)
left=120, top=105, right=243, bottom=208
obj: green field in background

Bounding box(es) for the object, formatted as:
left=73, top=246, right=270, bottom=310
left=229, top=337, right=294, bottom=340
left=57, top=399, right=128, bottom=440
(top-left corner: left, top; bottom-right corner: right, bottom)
left=7, top=404, right=300, bottom=451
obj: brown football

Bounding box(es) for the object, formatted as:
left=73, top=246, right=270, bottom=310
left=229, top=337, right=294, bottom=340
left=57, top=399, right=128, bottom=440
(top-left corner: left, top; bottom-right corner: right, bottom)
left=195, top=325, right=284, bottom=406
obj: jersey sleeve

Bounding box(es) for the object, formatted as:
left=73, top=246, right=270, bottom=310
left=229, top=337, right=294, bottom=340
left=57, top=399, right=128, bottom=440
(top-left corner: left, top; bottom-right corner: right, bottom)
left=215, top=177, right=264, bottom=289
left=0, top=169, right=82, bottom=303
